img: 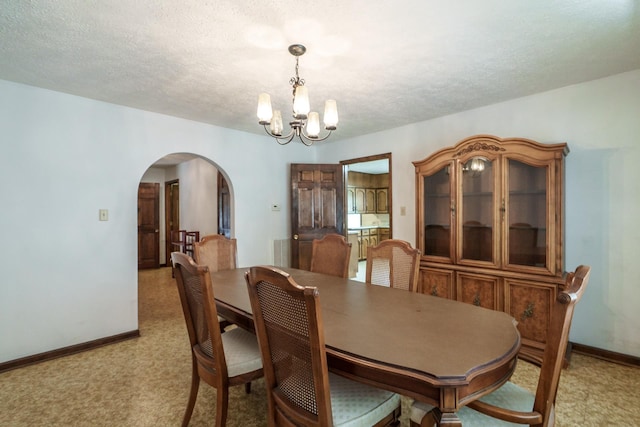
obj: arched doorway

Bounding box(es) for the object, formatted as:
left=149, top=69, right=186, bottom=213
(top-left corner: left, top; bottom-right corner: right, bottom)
left=138, top=153, right=234, bottom=268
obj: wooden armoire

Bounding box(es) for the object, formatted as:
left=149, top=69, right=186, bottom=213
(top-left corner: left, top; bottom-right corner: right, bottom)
left=414, top=134, right=569, bottom=364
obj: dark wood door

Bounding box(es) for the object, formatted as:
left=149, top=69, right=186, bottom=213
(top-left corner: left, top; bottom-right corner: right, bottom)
left=291, top=164, right=344, bottom=270
left=138, top=182, right=160, bottom=269
left=218, top=171, right=231, bottom=238
left=165, top=180, right=180, bottom=263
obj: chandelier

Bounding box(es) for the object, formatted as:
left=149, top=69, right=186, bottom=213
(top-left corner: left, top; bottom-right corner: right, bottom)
left=257, top=44, right=338, bottom=146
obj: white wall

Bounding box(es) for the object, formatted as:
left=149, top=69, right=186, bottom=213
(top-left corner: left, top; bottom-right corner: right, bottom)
left=317, top=70, right=640, bottom=357
left=0, top=79, right=315, bottom=363
left=1, top=69, right=639, bottom=363
left=176, top=158, right=218, bottom=236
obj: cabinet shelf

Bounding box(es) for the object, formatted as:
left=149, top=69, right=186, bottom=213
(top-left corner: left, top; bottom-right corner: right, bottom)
left=462, top=192, right=493, bottom=197
left=509, top=190, right=546, bottom=196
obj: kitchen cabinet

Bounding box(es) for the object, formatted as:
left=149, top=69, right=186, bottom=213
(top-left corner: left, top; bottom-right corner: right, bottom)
left=348, top=187, right=389, bottom=214
left=379, top=228, right=390, bottom=241
left=347, top=187, right=356, bottom=213
left=365, top=188, right=376, bottom=213
left=413, top=134, right=568, bottom=364
left=369, top=230, right=379, bottom=249
left=347, top=172, right=389, bottom=214
left=376, top=188, right=388, bottom=213
left=350, top=227, right=389, bottom=260
left=355, top=188, right=366, bottom=213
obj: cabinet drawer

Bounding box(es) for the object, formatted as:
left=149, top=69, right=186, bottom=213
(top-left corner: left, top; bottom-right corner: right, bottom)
left=379, top=228, right=390, bottom=240
left=419, top=267, right=454, bottom=299
left=361, top=229, right=370, bottom=236
left=505, top=279, right=554, bottom=346
left=456, top=271, right=501, bottom=310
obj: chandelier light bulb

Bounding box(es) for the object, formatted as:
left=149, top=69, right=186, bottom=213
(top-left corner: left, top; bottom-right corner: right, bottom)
left=257, top=93, right=273, bottom=124
left=323, top=99, right=338, bottom=129
left=306, top=112, right=320, bottom=138
left=270, top=110, right=283, bottom=136
left=293, top=86, right=310, bottom=119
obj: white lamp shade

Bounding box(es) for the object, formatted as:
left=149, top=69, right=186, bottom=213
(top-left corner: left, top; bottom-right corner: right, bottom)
left=270, top=110, right=283, bottom=136
left=306, top=112, right=320, bottom=138
left=470, top=157, right=486, bottom=172
left=293, top=86, right=310, bottom=119
left=257, top=93, right=273, bottom=123
left=323, top=99, right=338, bottom=129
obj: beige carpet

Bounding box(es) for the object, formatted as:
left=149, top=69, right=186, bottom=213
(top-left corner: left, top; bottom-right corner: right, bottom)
left=1, top=267, right=639, bottom=426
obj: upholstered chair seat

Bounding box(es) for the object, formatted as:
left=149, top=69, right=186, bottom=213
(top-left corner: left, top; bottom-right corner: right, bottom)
left=218, top=327, right=263, bottom=377
left=328, top=372, right=401, bottom=426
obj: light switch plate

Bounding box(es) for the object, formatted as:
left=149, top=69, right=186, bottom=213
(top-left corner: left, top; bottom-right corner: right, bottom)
left=99, top=209, right=109, bottom=221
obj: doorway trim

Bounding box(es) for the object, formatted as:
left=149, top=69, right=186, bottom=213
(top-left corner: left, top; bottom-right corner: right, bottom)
left=340, top=152, right=393, bottom=238
left=164, top=179, right=179, bottom=266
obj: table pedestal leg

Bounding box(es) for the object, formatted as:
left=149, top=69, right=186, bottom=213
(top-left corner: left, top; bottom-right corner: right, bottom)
left=431, top=408, right=462, bottom=427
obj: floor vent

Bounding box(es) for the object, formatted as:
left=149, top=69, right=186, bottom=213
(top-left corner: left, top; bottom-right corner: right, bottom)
left=273, top=239, right=290, bottom=267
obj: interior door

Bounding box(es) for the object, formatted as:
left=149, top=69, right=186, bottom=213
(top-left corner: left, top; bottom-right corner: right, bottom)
left=165, top=180, right=180, bottom=263
left=218, top=171, right=231, bottom=238
left=291, top=163, right=344, bottom=270
left=138, top=182, right=160, bottom=269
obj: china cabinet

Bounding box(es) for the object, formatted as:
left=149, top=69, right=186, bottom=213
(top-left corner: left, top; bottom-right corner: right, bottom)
left=414, top=135, right=568, bottom=363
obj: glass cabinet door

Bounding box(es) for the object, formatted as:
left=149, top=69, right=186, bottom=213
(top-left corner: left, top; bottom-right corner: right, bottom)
left=422, top=164, right=452, bottom=259
left=460, top=157, right=495, bottom=264
left=507, top=159, right=548, bottom=268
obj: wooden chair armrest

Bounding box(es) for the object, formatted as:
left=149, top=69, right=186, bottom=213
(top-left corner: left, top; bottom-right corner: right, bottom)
left=467, top=400, right=543, bottom=424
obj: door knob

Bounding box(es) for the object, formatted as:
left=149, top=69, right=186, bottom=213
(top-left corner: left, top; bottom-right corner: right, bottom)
left=293, top=235, right=299, bottom=240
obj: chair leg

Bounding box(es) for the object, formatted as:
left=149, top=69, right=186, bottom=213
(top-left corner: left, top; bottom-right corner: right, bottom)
left=244, top=382, right=252, bottom=394
left=182, top=361, right=200, bottom=427
left=219, top=320, right=231, bottom=333
left=215, top=386, right=229, bottom=427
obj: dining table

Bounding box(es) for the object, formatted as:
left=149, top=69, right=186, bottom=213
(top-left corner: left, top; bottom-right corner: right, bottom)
left=209, top=266, right=521, bottom=426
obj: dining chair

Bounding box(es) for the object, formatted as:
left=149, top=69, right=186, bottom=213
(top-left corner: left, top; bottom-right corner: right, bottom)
left=366, top=239, right=421, bottom=292
left=309, top=233, right=352, bottom=278
left=194, top=234, right=238, bottom=331
left=245, top=265, right=401, bottom=427
left=194, top=234, right=237, bottom=272
left=410, top=264, right=591, bottom=427
left=171, top=252, right=263, bottom=427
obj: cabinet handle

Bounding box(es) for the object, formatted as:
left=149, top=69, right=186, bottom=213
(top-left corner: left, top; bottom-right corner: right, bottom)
left=431, top=285, right=438, bottom=297
left=473, top=293, right=481, bottom=306
left=521, top=302, right=535, bottom=321
left=451, top=202, right=456, bottom=217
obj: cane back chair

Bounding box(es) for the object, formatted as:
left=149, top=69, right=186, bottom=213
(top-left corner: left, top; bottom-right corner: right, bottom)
left=245, top=265, right=401, bottom=427
left=366, top=239, right=421, bottom=292
left=171, top=252, right=263, bottom=427
left=309, top=233, right=352, bottom=279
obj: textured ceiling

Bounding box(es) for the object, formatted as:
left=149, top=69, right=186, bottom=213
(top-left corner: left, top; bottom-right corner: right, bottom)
left=1, top=1, right=639, bottom=143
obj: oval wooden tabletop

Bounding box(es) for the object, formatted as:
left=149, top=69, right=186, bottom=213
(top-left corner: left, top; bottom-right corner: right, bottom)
left=209, top=267, right=520, bottom=384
